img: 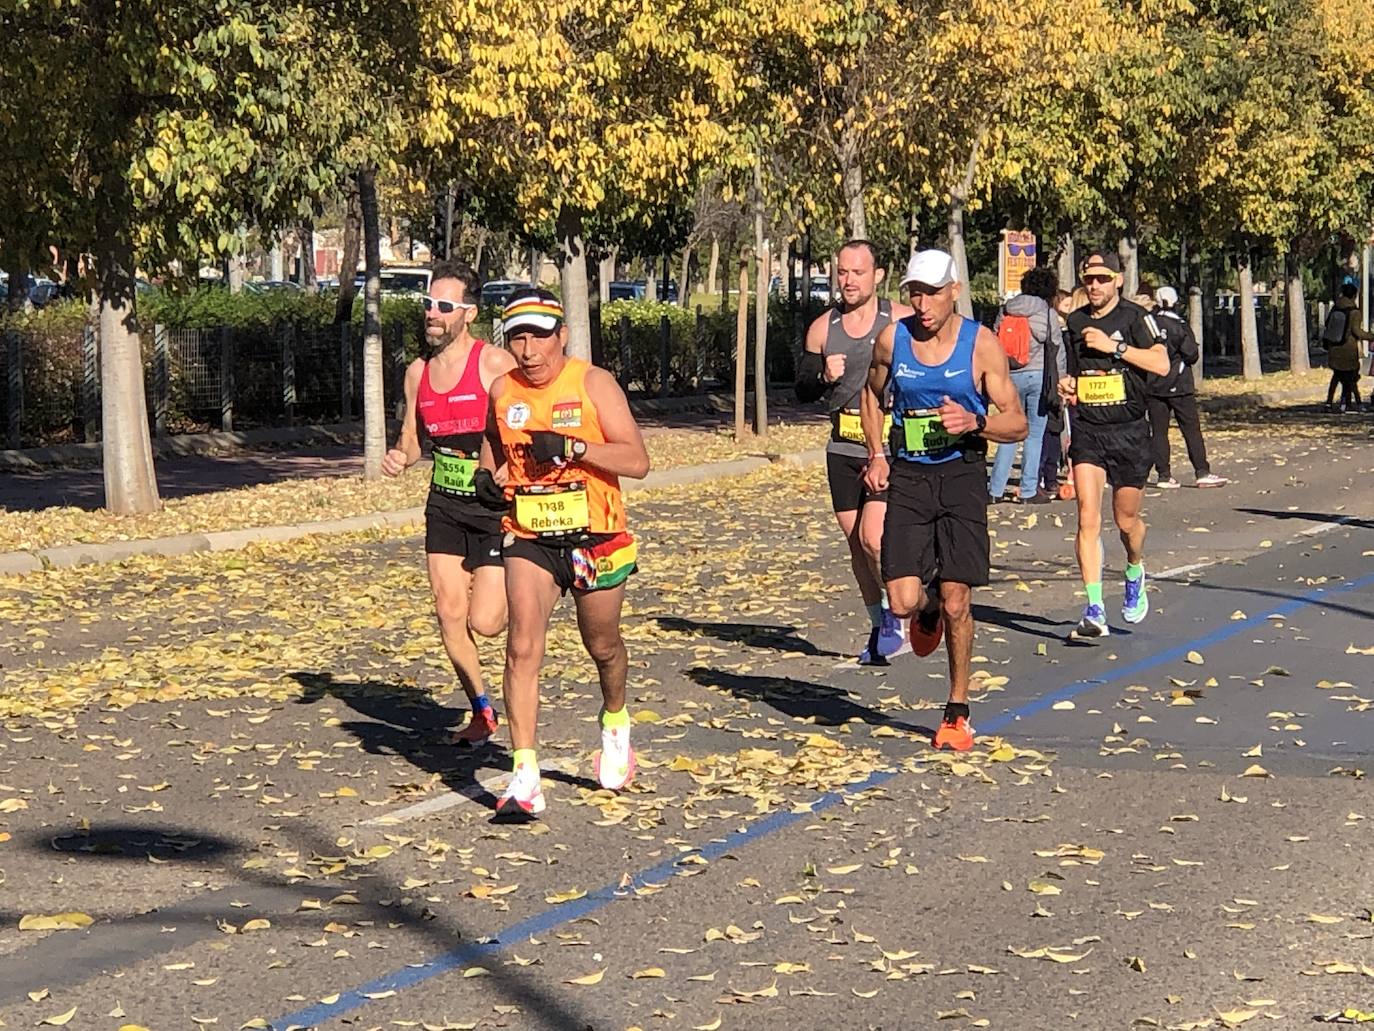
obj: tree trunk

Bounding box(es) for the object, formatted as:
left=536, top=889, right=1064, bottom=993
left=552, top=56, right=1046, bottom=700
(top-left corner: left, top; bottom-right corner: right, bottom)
left=95, top=182, right=160, bottom=514
left=678, top=244, right=693, bottom=308
left=270, top=241, right=284, bottom=281
left=753, top=160, right=769, bottom=437
left=1286, top=249, right=1309, bottom=374
left=1237, top=251, right=1262, bottom=380
left=4, top=255, right=25, bottom=313
left=734, top=251, right=749, bottom=441
left=557, top=208, right=592, bottom=361
left=588, top=248, right=604, bottom=368
left=706, top=234, right=720, bottom=300
left=1118, top=234, right=1139, bottom=296
left=1188, top=249, right=1204, bottom=382
left=227, top=242, right=246, bottom=294
left=299, top=221, right=318, bottom=293
left=837, top=127, right=866, bottom=240
left=334, top=180, right=362, bottom=322
left=1056, top=229, right=1077, bottom=292
left=599, top=249, right=616, bottom=304
left=359, top=167, right=386, bottom=480
left=947, top=123, right=987, bottom=319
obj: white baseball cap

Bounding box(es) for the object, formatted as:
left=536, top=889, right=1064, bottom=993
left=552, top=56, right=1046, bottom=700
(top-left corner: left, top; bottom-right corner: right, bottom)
left=1155, top=286, right=1179, bottom=308
left=901, top=249, right=958, bottom=289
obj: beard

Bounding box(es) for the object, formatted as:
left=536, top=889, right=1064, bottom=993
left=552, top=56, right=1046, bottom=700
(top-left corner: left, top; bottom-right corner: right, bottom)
left=427, top=321, right=458, bottom=351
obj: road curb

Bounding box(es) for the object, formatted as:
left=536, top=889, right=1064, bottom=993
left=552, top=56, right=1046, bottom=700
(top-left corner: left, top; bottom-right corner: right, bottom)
left=0, top=446, right=827, bottom=576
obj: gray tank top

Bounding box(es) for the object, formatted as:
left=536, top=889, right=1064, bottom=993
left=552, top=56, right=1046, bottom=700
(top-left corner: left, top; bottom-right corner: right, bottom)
left=824, top=299, right=893, bottom=458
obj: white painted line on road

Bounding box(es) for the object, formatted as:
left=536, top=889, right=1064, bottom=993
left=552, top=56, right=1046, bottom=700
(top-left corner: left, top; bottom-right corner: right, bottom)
left=362, top=757, right=581, bottom=826
left=1300, top=515, right=1356, bottom=537
left=1155, top=560, right=1215, bottom=580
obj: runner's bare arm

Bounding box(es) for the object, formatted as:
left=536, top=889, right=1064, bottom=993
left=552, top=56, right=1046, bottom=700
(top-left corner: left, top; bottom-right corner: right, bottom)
left=889, top=301, right=916, bottom=320
left=579, top=366, right=651, bottom=479
left=949, top=328, right=1027, bottom=443
left=479, top=345, right=517, bottom=391
left=382, top=359, right=425, bottom=476
left=861, top=324, right=894, bottom=456
left=480, top=374, right=508, bottom=473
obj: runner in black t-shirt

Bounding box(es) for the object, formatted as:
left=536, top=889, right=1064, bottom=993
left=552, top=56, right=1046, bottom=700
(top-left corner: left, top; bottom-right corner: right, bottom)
left=1058, top=250, right=1169, bottom=639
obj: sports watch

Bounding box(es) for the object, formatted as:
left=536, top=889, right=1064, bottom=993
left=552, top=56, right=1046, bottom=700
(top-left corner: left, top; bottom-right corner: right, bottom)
left=1114, top=340, right=1129, bottom=360
left=570, top=438, right=588, bottom=462
left=975, top=413, right=987, bottom=436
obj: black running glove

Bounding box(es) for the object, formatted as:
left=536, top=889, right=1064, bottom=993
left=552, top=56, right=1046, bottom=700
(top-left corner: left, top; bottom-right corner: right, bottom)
left=473, top=468, right=508, bottom=512
left=528, top=430, right=573, bottom=465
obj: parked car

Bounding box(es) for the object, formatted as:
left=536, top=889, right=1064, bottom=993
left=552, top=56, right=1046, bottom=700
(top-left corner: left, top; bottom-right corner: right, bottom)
left=608, top=280, right=646, bottom=302
left=480, top=279, right=532, bottom=308
left=352, top=266, right=432, bottom=296
left=244, top=279, right=303, bottom=294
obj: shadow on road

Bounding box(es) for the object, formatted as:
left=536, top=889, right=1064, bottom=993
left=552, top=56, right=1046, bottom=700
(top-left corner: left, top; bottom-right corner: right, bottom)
left=288, top=670, right=599, bottom=807
left=687, top=666, right=936, bottom=737
left=1235, top=506, right=1374, bottom=532
left=973, top=603, right=1073, bottom=642
left=654, top=617, right=846, bottom=658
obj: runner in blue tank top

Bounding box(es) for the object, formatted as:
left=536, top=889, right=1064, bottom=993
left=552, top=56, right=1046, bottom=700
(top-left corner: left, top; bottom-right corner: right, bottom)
left=861, top=250, right=1027, bottom=752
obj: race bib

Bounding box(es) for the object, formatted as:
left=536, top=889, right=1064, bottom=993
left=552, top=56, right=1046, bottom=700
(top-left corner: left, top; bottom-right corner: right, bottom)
left=513, top=482, right=590, bottom=536
left=1077, top=371, right=1127, bottom=406
left=834, top=409, right=893, bottom=445
left=431, top=448, right=477, bottom=496
left=902, top=408, right=959, bottom=456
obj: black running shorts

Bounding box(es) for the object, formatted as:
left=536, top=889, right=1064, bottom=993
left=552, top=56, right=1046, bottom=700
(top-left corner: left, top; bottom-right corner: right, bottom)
left=826, top=452, right=887, bottom=513
left=1068, top=419, right=1152, bottom=490
left=424, top=498, right=503, bottom=571
left=880, top=458, right=990, bottom=587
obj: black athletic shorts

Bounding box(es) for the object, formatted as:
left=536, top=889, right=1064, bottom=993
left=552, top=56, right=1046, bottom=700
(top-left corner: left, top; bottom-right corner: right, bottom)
left=503, top=532, right=638, bottom=595
left=880, top=457, right=989, bottom=587
left=1068, top=419, right=1152, bottom=490
left=826, top=452, right=888, bottom=512
left=424, top=498, right=503, bottom=570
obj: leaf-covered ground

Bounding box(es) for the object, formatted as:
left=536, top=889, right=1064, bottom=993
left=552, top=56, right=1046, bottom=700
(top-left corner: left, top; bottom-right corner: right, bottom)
left=0, top=404, right=1369, bottom=1030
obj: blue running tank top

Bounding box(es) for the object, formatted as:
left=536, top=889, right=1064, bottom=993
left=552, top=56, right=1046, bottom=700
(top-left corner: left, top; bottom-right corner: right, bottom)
left=889, top=316, right=988, bottom=465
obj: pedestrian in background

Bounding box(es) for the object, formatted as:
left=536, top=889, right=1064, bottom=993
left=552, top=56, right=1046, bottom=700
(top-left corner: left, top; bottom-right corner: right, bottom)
left=1145, top=286, right=1227, bottom=488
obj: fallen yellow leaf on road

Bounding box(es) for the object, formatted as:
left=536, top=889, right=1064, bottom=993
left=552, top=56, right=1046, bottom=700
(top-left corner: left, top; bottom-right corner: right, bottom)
left=19, top=912, right=94, bottom=931
left=39, top=1008, right=77, bottom=1027
left=565, top=969, right=606, bottom=985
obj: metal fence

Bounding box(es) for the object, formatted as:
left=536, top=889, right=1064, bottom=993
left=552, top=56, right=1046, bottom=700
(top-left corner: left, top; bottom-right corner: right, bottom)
left=1, top=321, right=418, bottom=449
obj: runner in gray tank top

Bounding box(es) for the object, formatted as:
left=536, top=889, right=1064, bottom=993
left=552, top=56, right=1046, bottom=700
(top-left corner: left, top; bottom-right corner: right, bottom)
left=795, top=240, right=914, bottom=664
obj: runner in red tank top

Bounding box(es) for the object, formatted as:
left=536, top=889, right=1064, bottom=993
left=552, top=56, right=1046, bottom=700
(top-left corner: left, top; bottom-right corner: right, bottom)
left=382, top=260, right=516, bottom=746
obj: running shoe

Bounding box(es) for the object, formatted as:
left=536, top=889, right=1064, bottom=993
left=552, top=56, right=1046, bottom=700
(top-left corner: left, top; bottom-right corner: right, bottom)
left=1195, top=473, right=1228, bottom=488
left=1024, top=491, right=1053, bottom=505
left=933, top=715, right=976, bottom=751
left=876, top=608, right=906, bottom=658
left=1154, top=477, right=1181, bottom=489
left=493, top=762, right=545, bottom=821
left=451, top=706, right=499, bottom=748
left=857, top=626, right=889, bottom=666
left=1122, top=568, right=1149, bottom=624
left=1073, top=603, right=1109, bottom=638
left=909, top=587, right=944, bottom=658
left=593, top=716, right=637, bottom=791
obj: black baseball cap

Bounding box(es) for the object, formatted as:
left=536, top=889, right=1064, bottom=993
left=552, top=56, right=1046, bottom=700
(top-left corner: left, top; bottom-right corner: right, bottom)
left=1080, top=251, right=1122, bottom=277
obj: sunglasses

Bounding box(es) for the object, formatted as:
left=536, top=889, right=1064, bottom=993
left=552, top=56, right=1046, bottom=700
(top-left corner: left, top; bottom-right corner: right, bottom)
left=1008, top=242, right=1037, bottom=257
left=1082, top=274, right=1117, bottom=284
left=423, top=296, right=475, bottom=314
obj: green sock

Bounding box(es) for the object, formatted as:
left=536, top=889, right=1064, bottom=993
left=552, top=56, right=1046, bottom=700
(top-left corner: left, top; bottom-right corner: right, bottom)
left=601, top=706, right=631, bottom=730
left=512, top=747, right=537, bottom=772
left=865, top=602, right=883, bottom=628
left=1126, top=561, right=1144, bottom=581
left=880, top=588, right=890, bottom=611
left=1085, top=582, right=1104, bottom=606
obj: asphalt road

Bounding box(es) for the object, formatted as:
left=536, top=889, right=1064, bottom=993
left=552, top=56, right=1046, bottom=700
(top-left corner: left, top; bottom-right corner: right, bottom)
left=0, top=408, right=1369, bottom=1031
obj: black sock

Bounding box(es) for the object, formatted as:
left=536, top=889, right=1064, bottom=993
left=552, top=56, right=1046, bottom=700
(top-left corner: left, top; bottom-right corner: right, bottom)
left=943, top=701, right=970, bottom=723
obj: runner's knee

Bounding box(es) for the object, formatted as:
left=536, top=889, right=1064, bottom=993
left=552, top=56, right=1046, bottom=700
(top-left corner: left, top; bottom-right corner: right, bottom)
left=505, top=626, right=545, bottom=669
left=433, top=590, right=469, bottom=632
left=939, top=584, right=972, bottom=624
left=468, top=607, right=505, bottom=638
left=580, top=624, right=625, bottom=667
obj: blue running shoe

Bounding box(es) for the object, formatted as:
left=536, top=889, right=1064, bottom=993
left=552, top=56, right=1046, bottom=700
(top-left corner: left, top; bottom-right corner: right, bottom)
left=1122, top=568, right=1149, bottom=624
left=857, top=626, right=889, bottom=666
left=876, top=608, right=905, bottom=658
left=1073, top=603, right=1109, bottom=639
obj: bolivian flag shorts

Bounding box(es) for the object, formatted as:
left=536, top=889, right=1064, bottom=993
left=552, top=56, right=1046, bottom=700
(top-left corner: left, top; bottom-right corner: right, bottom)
left=570, top=531, right=638, bottom=592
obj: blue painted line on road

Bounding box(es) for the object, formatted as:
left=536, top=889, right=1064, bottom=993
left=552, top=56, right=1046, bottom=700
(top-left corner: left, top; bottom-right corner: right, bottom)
left=269, top=570, right=1374, bottom=1030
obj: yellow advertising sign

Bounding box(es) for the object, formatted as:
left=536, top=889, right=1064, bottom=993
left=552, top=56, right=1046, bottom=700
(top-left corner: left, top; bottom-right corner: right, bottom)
left=1000, top=230, right=1038, bottom=297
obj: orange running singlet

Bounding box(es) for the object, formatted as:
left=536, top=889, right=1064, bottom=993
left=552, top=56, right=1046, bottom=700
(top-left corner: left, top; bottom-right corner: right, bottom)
left=493, top=358, right=626, bottom=540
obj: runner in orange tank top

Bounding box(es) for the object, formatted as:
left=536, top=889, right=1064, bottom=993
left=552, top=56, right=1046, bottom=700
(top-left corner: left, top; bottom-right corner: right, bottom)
left=484, top=289, right=650, bottom=821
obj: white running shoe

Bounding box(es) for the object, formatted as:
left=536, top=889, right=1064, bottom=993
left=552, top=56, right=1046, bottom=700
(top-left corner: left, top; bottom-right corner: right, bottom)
left=494, top=761, right=545, bottom=820
left=1154, top=477, right=1181, bottom=489
left=593, top=716, right=637, bottom=791
left=1195, top=473, right=1228, bottom=488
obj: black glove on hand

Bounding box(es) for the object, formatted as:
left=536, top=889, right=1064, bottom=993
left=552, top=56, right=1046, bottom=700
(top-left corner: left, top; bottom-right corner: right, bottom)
left=473, top=468, right=508, bottom=512
left=527, top=430, right=572, bottom=465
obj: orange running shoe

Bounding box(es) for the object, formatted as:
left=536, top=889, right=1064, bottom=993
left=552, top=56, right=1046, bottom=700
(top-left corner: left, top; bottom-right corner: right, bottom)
left=932, top=715, right=975, bottom=752
left=451, top=706, right=499, bottom=748
left=909, top=596, right=943, bottom=658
